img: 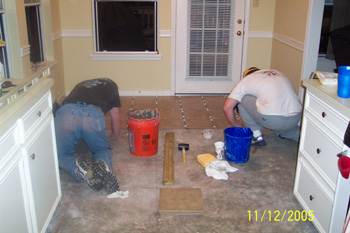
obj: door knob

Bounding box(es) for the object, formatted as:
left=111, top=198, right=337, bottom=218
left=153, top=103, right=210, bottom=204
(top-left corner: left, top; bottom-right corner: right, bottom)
left=237, top=31, right=242, bottom=36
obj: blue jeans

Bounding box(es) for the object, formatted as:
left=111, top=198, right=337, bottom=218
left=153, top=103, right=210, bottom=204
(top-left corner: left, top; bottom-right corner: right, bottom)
left=54, top=103, right=113, bottom=180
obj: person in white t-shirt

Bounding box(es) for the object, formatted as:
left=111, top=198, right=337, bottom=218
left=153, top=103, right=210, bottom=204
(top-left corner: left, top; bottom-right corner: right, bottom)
left=223, top=67, right=302, bottom=146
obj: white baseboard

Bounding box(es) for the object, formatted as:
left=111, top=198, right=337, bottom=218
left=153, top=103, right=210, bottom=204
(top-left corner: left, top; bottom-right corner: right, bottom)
left=119, top=91, right=173, bottom=96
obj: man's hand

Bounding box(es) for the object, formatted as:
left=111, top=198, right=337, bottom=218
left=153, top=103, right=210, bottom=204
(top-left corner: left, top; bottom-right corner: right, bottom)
left=111, top=131, right=122, bottom=140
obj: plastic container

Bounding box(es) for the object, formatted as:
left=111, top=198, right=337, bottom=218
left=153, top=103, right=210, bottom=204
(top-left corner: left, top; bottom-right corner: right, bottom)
left=127, top=109, right=160, bottom=157
left=337, top=66, right=350, bottom=98
left=224, top=127, right=253, bottom=163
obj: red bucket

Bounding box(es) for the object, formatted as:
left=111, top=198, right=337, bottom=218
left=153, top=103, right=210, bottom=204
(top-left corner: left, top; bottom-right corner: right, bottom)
left=127, top=109, right=160, bottom=157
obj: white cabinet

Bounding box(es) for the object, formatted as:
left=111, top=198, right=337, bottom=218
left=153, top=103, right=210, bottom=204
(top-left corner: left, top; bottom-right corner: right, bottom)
left=22, top=114, right=60, bottom=233
left=0, top=77, right=61, bottom=233
left=294, top=79, right=350, bottom=233
left=0, top=152, right=30, bottom=233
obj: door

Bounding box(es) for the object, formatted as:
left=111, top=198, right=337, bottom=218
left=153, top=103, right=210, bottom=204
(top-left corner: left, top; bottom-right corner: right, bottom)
left=175, top=0, right=246, bottom=94
left=25, top=119, right=60, bottom=233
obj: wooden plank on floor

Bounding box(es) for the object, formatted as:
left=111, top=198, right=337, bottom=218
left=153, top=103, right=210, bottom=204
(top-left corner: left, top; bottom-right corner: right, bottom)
left=163, top=132, right=175, bottom=185
left=158, top=188, right=204, bottom=215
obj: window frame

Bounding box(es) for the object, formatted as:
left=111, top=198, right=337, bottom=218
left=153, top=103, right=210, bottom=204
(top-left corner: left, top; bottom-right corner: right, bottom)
left=0, top=1, right=11, bottom=78
left=92, top=0, right=159, bottom=58
left=24, top=0, right=45, bottom=65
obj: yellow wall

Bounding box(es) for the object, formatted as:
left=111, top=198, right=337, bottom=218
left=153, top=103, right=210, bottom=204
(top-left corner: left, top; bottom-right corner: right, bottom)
left=246, top=0, right=275, bottom=69
left=4, top=0, right=311, bottom=97
left=274, top=0, right=308, bottom=43
left=59, top=0, right=172, bottom=93
left=246, top=0, right=309, bottom=95
left=271, top=40, right=304, bottom=92
left=249, top=0, right=275, bottom=32
left=50, top=0, right=61, bottom=33
left=61, top=37, right=172, bottom=92
left=270, top=0, right=309, bottom=94
left=246, top=38, right=273, bottom=69
left=59, top=0, right=92, bottom=30
left=50, top=0, right=65, bottom=101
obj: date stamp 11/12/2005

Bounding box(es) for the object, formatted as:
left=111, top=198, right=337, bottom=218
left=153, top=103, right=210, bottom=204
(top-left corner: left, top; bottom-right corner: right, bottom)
left=247, top=210, right=314, bottom=222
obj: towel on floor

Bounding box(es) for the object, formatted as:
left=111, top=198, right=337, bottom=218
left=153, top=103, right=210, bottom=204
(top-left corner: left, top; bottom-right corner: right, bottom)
left=107, top=190, right=129, bottom=199
left=205, top=160, right=238, bottom=180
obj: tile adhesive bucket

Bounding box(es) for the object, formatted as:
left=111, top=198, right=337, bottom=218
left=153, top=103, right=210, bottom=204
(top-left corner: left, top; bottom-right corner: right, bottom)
left=224, top=127, right=253, bottom=163
left=127, top=109, right=160, bottom=157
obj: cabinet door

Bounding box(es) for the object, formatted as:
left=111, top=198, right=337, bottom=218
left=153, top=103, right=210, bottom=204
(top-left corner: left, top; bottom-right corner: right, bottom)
left=0, top=155, right=31, bottom=233
left=25, top=119, right=60, bottom=233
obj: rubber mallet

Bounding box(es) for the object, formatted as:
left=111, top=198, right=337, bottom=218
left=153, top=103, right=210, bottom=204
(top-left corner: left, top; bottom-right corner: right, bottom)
left=178, top=143, right=189, bottom=163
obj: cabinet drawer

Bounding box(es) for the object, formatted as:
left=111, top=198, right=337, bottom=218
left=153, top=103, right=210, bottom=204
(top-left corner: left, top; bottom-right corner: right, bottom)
left=305, top=92, right=348, bottom=136
left=0, top=125, right=20, bottom=162
left=295, top=164, right=332, bottom=233
left=20, top=93, right=51, bottom=138
left=301, top=118, right=341, bottom=188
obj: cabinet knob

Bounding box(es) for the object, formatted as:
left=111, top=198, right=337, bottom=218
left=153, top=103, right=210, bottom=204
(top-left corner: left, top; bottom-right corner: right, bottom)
left=37, top=111, right=41, bottom=117
left=237, top=31, right=242, bottom=36
left=322, top=112, right=326, bottom=118
left=309, top=195, right=314, bottom=201
left=316, top=148, right=321, bottom=154
left=30, top=153, right=35, bottom=160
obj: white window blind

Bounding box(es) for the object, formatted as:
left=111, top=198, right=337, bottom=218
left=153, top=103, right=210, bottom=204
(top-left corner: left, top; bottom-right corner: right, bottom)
left=187, top=0, right=234, bottom=80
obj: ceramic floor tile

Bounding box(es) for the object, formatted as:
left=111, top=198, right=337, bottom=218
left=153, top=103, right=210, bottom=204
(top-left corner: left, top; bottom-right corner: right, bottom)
left=182, top=106, right=208, bottom=119
left=185, top=118, right=215, bottom=129
left=159, top=118, right=185, bottom=129
left=157, top=108, right=183, bottom=120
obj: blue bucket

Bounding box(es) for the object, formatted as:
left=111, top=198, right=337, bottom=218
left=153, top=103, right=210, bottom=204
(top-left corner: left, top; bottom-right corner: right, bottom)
left=224, top=127, right=253, bottom=163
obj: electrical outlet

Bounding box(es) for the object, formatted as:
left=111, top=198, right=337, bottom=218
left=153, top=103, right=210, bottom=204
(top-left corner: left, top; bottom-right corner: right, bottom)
left=253, top=0, right=259, bottom=7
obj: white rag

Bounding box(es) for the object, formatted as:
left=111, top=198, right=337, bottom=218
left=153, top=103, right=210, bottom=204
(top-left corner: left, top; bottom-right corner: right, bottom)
left=107, top=190, right=129, bottom=199
left=205, top=160, right=238, bottom=180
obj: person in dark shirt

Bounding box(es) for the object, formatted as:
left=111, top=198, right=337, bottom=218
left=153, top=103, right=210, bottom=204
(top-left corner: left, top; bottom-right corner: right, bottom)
left=55, top=78, right=121, bottom=193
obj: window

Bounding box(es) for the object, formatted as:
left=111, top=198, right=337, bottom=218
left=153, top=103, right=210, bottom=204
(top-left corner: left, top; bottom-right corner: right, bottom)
left=93, top=0, right=158, bottom=53
left=25, top=0, right=44, bottom=64
left=188, top=0, right=234, bottom=79
left=0, top=1, right=10, bottom=78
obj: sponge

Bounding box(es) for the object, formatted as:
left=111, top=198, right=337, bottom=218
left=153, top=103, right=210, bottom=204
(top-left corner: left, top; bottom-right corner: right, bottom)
left=197, top=153, right=217, bottom=167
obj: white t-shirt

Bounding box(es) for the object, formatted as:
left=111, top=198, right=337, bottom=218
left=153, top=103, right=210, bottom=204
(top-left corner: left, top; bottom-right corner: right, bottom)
left=228, top=69, right=302, bottom=115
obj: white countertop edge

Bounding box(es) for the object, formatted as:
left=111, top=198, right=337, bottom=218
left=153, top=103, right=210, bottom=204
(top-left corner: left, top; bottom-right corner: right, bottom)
left=303, top=79, right=350, bottom=117
left=0, top=78, right=54, bottom=132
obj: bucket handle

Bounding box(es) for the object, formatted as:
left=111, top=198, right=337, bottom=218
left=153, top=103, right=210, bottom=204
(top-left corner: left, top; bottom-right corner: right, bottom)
left=127, top=119, right=160, bottom=134
left=127, top=125, right=140, bottom=134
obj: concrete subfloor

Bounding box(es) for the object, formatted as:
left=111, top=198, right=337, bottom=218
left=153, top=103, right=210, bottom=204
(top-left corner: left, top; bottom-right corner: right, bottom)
left=47, top=96, right=318, bottom=233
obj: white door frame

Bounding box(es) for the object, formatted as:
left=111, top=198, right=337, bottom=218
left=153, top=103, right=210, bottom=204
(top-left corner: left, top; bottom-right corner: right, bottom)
left=300, top=0, right=325, bottom=97
left=170, top=0, right=251, bottom=95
